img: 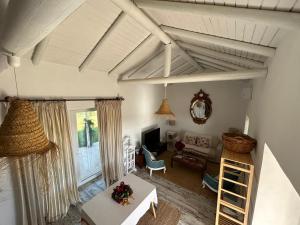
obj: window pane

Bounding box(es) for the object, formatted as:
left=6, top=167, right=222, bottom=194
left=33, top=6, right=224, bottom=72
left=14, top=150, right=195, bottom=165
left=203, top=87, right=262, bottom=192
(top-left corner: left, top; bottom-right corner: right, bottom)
left=75, top=110, right=101, bottom=184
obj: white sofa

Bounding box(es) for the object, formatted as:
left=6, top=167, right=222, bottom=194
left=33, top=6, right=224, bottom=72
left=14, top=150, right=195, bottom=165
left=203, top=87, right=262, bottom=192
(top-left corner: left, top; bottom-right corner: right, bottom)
left=181, top=131, right=222, bottom=162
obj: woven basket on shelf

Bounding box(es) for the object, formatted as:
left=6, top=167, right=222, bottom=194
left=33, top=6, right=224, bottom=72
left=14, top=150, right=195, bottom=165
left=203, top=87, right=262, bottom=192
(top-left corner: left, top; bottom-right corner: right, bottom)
left=222, top=133, right=257, bottom=154
left=0, top=99, right=56, bottom=157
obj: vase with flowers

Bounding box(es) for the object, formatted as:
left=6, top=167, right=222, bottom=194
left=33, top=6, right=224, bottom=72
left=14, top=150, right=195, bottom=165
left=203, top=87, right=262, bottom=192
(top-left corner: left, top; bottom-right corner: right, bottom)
left=111, top=181, right=133, bottom=205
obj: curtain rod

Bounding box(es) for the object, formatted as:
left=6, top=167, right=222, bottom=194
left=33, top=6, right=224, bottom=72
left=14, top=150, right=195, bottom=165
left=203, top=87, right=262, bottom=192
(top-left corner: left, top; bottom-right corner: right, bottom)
left=0, top=96, right=125, bottom=102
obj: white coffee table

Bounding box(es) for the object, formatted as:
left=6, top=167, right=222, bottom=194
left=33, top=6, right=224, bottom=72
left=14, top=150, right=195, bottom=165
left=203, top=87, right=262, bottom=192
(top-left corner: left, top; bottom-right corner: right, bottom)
left=81, top=173, right=158, bottom=225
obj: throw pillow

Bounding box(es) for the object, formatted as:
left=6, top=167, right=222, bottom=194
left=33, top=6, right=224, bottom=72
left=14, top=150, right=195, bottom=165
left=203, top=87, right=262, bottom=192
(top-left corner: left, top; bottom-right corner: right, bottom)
left=175, top=141, right=185, bottom=151
left=196, top=136, right=210, bottom=148
left=149, top=152, right=156, bottom=161
left=185, top=135, right=196, bottom=145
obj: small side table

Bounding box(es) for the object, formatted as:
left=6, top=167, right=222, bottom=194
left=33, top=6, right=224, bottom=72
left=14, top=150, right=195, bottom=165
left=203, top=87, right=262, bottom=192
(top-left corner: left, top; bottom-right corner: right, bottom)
left=166, top=131, right=178, bottom=151
left=135, top=153, right=145, bottom=168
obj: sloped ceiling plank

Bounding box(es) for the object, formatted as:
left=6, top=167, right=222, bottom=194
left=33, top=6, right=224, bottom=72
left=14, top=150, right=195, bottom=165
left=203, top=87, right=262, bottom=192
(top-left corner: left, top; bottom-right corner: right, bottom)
left=224, top=0, right=235, bottom=6
left=277, top=0, right=297, bottom=11
left=158, top=0, right=298, bottom=11
left=195, top=59, right=230, bottom=71
left=124, top=48, right=166, bottom=79
left=88, top=15, right=150, bottom=71
left=260, top=27, right=279, bottom=46
left=144, top=8, right=280, bottom=50
left=43, top=0, right=121, bottom=67
left=173, top=34, right=266, bottom=62
left=236, top=0, right=248, bottom=7
left=170, top=61, right=190, bottom=74
left=147, top=55, right=181, bottom=78
left=248, top=0, right=263, bottom=8
left=269, top=29, right=287, bottom=47
left=189, top=51, right=249, bottom=70
left=171, top=62, right=194, bottom=75
left=292, top=1, right=300, bottom=12
left=44, top=45, right=86, bottom=66
left=108, top=34, right=155, bottom=75
left=251, top=25, right=268, bottom=44
left=128, top=48, right=165, bottom=78
left=109, top=35, right=161, bottom=76
left=261, top=0, right=279, bottom=10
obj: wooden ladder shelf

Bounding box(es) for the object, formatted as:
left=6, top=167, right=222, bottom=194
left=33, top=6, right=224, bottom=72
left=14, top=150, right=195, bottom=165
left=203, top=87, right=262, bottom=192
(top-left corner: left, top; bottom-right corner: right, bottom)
left=215, top=149, right=254, bottom=225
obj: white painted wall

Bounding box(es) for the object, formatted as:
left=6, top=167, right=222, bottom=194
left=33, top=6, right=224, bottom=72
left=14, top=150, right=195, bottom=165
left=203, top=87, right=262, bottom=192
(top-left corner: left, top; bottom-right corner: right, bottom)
left=247, top=32, right=300, bottom=224
left=119, top=83, right=163, bottom=145
left=160, top=81, right=248, bottom=139
left=0, top=59, right=162, bottom=225
left=0, top=59, right=118, bottom=97
left=252, top=144, right=300, bottom=225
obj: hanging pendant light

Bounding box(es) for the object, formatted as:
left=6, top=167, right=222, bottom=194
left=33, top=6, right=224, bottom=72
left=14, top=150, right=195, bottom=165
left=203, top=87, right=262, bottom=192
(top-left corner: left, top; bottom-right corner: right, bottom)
left=0, top=70, right=57, bottom=192
left=0, top=99, right=56, bottom=157
left=155, top=84, right=175, bottom=119
left=0, top=69, right=56, bottom=157
left=155, top=43, right=175, bottom=119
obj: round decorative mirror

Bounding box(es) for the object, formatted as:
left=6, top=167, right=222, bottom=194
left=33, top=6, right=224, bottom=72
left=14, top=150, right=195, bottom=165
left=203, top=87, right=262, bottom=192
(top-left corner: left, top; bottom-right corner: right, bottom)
left=190, top=89, right=212, bottom=124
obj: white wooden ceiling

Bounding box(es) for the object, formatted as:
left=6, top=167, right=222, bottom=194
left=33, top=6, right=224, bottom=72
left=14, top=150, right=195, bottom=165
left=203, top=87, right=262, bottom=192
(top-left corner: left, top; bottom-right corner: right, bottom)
left=25, top=0, right=300, bottom=79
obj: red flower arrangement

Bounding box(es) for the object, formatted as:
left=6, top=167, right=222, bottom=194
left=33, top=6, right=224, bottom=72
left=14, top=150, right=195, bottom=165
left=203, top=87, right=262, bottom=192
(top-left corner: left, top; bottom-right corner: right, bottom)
left=111, top=181, right=133, bottom=205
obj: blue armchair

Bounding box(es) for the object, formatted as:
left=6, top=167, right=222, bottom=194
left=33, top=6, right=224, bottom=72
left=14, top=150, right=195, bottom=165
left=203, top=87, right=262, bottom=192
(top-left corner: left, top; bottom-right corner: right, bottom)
left=142, top=145, right=166, bottom=176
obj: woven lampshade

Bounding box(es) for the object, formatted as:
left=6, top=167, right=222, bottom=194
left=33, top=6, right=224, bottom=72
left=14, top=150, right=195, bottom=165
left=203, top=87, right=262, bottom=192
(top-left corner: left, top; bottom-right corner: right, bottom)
left=0, top=99, right=56, bottom=157
left=155, top=98, right=175, bottom=118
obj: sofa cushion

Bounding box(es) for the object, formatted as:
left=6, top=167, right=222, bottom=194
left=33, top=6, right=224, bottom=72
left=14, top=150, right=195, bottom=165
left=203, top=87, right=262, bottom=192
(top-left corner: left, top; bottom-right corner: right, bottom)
left=183, top=132, right=212, bottom=147
left=184, top=134, right=197, bottom=145
left=149, top=151, right=156, bottom=160
left=196, top=136, right=210, bottom=148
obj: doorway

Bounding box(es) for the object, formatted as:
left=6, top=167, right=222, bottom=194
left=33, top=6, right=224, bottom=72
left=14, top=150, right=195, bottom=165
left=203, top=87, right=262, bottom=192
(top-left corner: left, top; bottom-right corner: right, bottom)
left=71, top=109, right=102, bottom=186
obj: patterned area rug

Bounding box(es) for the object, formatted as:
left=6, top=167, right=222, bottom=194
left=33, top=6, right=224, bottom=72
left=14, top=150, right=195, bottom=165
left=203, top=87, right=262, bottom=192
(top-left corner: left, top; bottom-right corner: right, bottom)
left=51, top=169, right=216, bottom=225
left=135, top=169, right=216, bottom=225
left=137, top=200, right=181, bottom=225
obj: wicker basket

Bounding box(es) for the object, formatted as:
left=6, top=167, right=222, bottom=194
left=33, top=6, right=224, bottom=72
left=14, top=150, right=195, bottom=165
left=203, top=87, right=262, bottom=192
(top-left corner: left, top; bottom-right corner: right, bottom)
left=222, top=133, right=257, bottom=154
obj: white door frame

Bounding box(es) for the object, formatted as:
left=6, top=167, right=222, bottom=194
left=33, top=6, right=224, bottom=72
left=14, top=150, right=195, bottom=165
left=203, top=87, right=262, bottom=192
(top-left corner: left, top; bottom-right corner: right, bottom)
left=69, top=106, right=101, bottom=187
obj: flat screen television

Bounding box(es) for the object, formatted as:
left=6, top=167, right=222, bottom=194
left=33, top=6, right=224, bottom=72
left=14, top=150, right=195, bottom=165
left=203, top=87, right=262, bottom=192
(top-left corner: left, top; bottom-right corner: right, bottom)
left=142, top=128, right=160, bottom=152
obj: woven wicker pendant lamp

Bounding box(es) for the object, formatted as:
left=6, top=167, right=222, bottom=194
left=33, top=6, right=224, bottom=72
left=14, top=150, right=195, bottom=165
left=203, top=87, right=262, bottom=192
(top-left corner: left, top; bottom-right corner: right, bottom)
left=155, top=44, right=175, bottom=119
left=155, top=98, right=175, bottom=117
left=0, top=99, right=56, bottom=157
left=155, top=85, right=175, bottom=119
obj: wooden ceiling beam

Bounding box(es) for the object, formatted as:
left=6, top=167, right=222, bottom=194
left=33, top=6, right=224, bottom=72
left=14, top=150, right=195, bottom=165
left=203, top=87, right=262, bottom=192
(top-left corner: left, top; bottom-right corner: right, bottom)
left=170, top=62, right=190, bottom=75
left=201, top=65, right=222, bottom=72
left=79, top=12, right=125, bottom=72
left=137, top=0, right=300, bottom=30
left=118, top=69, right=267, bottom=84
left=110, top=0, right=203, bottom=70
left=109, top=34, right=155, bottom=76
left=147, top=54, right=181, bottom=78
left=122, top=47, right=165, bottom=79
left=176, top=67, right=198, bottom=75
left=194, top=59, right=231, bottom=71
left=189, top=52, right=246, bottom=71
left=162, top=25, right=275, bottom=57
left=180, top=42, right=265, bottom=68
left=31, top=36, right=50, bottom=65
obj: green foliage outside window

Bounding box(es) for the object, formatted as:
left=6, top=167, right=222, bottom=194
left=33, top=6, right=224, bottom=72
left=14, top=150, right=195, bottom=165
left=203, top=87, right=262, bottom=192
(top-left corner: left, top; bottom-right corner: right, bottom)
left=76, top=111, right=99, bottom=148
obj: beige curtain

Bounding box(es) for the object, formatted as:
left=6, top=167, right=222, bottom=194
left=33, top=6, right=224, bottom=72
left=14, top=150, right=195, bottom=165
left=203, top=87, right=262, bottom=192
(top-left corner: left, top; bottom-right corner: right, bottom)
left=95, top=100, right=123, bottom=187
left=10, top=101, right=79, bottom=224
